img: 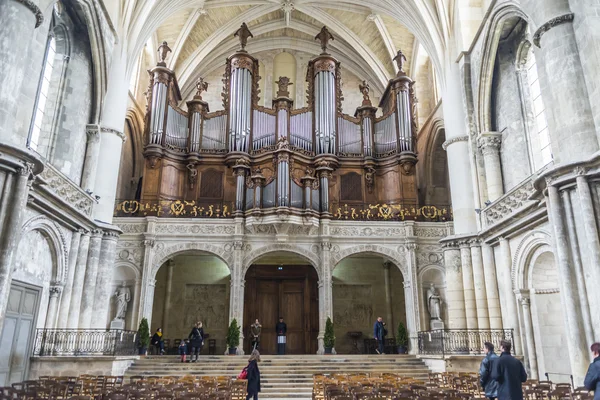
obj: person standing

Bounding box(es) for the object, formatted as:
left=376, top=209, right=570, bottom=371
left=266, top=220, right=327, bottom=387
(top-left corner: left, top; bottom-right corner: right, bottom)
left=491, top=340, right=527, bottom=400
left=188, top=321, right=204, bottom=362
left=276, top=317, right=287, bottom=355
left=151, top=328, right=165, bottom=355
left=246, top=349, right=261, bottom=400
left=479, top=342, right=499, bottom=400
left=178, top=339, right=187, bottom=363
left=373, top=317, right=387, bottom=354
left=250, top=319, right=262, bottom=351
left=584, top=342, right=600, bottom=400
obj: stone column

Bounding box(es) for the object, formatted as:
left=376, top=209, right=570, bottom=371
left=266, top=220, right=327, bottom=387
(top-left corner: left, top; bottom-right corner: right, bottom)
left=0, top=161, right=36, bottom=334
left=546, top=184, right=589, bottom=383
left=92, top=230, right=120, bottom=329
left=575, top=171, right=600, bottom=338
left=471, top=241, right=490, bottom=329
left=129, top=279, right=142, bottom=330
left=520, top=0, right=598, bottom=163
left=519, top=295, right=539, bottom=379
left=561, top=190, right=594, bottom=345
left=442, top=242, right=466, bottom=329
left=81, top=126, right=102, bottom=192
left=139, top=237, right=157, bottom=323
left=382, top=261, right=394, bottom=336
left=404, top=243, right=421, bottom=353
left=45, top=286, right=62, bottom=329
left=498, top=238, right=522, bottom=354
left=477, top=132, right=503, bottom=202
left=56, top=230, right=82, bottom=328
left=78, top=230, right=103, bottom=328
left=228, top=239, right=245, bottom=354
left=161, top=259, right=174, bottom=333
left=460, top=241, right=478, bottom=330
left=0, top=0, right=43, bottom=146
left=317, top=241, right=333, bottom=354
left=67, top=231, right=90, bottom=328
left=482, top=244, right=503, bottom=329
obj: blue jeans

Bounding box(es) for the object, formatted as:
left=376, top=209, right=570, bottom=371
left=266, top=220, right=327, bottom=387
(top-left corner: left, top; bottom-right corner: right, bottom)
left=377, top=339, right=384, bottom=354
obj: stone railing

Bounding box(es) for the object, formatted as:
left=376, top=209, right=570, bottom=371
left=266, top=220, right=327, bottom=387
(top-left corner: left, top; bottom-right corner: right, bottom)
left=482, top=176, right=536, bottom=228
left=38, top=164, right=95, bottom=217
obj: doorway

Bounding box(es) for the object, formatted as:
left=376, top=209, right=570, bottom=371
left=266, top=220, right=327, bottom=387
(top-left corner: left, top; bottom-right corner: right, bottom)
left=0, top=282, right=40, bottom=385
left=244, top=263, right=318, bottom=354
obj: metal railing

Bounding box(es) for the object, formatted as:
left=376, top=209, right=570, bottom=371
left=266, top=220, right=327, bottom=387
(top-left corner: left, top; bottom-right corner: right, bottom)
left=32, top=329, right=138, bottom=356
left=331, top=203, right=453, bottom=222
left=417, top=329, right=514, bottom=355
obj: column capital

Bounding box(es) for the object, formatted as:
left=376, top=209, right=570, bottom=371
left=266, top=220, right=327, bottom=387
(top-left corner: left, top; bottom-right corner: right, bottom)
left=85, top=125, right=101, bottom=143
left=14, top=0, right=44, bottom=28
left=382, top=261, right=393, bottom=270
left=49, top=286, right=62, bottom=297
left=90, top=229, right=104, bottom=238
left=533, top=13, right=574, bottom=48
left=477, top=132, right=502, bottom=155
left=442, top=135, right=468, bottom=151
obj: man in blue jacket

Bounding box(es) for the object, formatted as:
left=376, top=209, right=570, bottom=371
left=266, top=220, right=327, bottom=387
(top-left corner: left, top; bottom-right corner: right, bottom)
left=480, top=342, right=499, bottom=400
left=373, top=316, right=386, bottom=355
left=491, top=340, right=527, bottom=400
left=584, top=342, right=600, bottom=400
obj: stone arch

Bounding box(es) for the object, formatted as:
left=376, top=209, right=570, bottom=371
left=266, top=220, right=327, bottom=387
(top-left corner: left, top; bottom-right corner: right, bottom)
left=151, top=242, right=233, bottom=279
left=331, top=244, right=407, bottom=277
left=242, top=244, right=321, bottom=279
left=20, top=216, right=68, bottom=284
left=114, top=260, right=142, bottom=280
left=512, top=230, right=553, bottom=291
left=477, top=3, right=531, bottom=133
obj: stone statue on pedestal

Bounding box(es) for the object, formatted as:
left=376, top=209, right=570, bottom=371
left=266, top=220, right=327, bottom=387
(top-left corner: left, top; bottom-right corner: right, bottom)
left=426, top=283, right=444, bottom=330
left=114, top=282, right=131, bottom=320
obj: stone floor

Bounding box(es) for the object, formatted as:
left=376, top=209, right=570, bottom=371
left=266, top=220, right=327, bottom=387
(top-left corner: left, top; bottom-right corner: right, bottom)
left=125, top=355, right=432, bottom=399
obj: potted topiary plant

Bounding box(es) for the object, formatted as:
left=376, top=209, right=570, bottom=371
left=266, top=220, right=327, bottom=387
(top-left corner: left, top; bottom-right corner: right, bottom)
left=323, top=317, right=335, bottom=354
left=226, top=318, right=241, bottom=355
left=137, top=318, right=150, bottom=355
left=397, top=321, right=408, bottom=354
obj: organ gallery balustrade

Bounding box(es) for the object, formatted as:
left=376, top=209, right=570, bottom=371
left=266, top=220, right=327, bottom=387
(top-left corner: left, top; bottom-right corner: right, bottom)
left=133, top=24, right=434, bottom=221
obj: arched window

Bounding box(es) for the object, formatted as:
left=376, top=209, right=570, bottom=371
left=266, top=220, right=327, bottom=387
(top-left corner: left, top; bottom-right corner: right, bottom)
left=524, top=48, right=552, bottom=170
left=28, top=33, right=57, bottom=152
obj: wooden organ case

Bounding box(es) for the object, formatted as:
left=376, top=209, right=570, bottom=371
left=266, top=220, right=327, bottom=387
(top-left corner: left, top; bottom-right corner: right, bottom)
left=134, top=24, right=427, bottom=221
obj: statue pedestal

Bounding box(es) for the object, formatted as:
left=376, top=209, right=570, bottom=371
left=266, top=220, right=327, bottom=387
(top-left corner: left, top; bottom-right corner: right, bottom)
left=430, top=319, right=444, bottom=331
left=110, top=319, right=126, bottom=330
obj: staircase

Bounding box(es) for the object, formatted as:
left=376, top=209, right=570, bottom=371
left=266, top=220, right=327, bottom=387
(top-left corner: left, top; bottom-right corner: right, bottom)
left=125, top=355, right=431, bottom=400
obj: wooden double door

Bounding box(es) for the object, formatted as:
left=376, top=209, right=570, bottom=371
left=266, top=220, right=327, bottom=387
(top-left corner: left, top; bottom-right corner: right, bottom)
left=243, top=265, right=319, bottom=354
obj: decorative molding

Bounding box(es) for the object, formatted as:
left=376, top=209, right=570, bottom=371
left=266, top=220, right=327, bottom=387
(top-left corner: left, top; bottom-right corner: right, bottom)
left=100, top=126, right=126, bottom=142
left=442, top=135, right=469, bottom=151
left=15, top=0, right=44, bottom=28
left=482, top=177, right=535, bottom=226
left=117, top=223, right=146, bottom=234
left=38, top=164, right=94, bottom=217
left=535, top=288, right=560, bottom=294
left=154, top=223, right=235, bottom=235
left=533, top=14, right=574, bottom=48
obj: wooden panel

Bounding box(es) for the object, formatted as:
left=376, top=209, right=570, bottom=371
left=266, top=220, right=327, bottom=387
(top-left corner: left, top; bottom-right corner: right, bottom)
left=281, top=281, right=304, bottom=354
left=256, top=280, right=278, bottom=355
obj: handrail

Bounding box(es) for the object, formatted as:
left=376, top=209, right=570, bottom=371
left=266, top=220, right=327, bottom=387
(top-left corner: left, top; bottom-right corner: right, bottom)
left=417, top=329, right=514, bottom=355
left=33, top=329, right=138, bottom=357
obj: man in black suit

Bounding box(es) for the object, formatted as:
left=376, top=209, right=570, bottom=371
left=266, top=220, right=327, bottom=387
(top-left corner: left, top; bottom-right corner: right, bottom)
left=491, top=340, right=527, bottom=400
left=276, top=317, right=287, bottom=355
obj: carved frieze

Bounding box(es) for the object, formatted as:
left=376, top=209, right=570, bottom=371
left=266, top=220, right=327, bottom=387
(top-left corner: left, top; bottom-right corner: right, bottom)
left=329, top=225, right=407, bottom=237
left=154, top=224, right=235, bottom=235
left=533, top=13, right=574, bottom=47
left=482, top=178, right=536, bottom=226
left=38, top=164, right=94, bottom=217
left=413, top=226, right=447, bottom=238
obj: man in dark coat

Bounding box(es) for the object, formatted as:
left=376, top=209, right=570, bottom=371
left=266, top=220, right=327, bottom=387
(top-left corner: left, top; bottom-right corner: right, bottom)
left=584, top=342, right=600, bottom=400
left=491, top=340, right=527, bottom=400
left=480, top=342, right=499, bottom=399
left=373, top=316, right=387, bottom=355
left=246, top=350, right=261, bottom=400
left=276, top=317, right=287, bottom=355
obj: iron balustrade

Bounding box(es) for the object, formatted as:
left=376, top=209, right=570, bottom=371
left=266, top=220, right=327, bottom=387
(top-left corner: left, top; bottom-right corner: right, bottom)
left=32, top=329, right=138, bottom=356
left=417, top=329, right=514, bottom=355
left=331, top=203, right=453, bottom=222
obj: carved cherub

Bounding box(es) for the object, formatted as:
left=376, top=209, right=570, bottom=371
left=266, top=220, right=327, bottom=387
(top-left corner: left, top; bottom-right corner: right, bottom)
left=234, top=23, right=254, bottom=51
left=275, top=76, right=293, bottom=98
left=359, top=80, right=371, bottom=105
left=315, top=26, right=334, bottom=54
left=393, top=49, right=407, bottom=74
left=157, top=41, right=171, bottom=66
left=365, top=166, right=376, bottom=193
left=187, top=163, right=198, bottom=189
left=195, top=78, right=209, bottom=98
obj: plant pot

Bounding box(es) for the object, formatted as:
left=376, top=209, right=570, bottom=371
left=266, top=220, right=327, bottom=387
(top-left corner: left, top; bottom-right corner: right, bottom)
left=138, top=347, right=147, bottom=355
left=324, top=347, right=333, bottom=354
left=397, top=345, right=407, bottom=354
left=228, top=347, right=237, bottom=355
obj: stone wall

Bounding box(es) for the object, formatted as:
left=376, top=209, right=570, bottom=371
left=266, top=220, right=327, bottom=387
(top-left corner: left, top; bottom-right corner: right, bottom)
left=29, top=357, right=138, bottom=379
left=332, top=256, right=405, bottom=354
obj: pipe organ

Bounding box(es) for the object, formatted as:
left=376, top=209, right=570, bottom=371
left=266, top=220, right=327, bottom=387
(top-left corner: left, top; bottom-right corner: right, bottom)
left=139, top=24, right=420, bottom=218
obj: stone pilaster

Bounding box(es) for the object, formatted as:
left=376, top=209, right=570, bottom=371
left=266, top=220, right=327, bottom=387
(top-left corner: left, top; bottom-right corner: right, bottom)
left=477, top=132, right=503, bottom=202
left=520, top=0, right=598, bottom=163
left=546, top=183, right=589, bottom=383
left=45, top=286, right=62, bottom=329
left=482, top=244, right=502, bottom=329
left=404, top=243, right=421, bottom=353
left=139, top=236, right=157, bottom=323
left=81, top=125, right=102, bottom=192
left=0, top=0, right=44, bottom=146
left=575, top=171, right=600, bottom=338
left=470, top=241, right=489, bottom=329
left=519, top=294, right=538, bottom=379
left=78, top=230, right=103, bottom=328
left=497, top=237, right=521, bottom=354
left=382, top=261, right=394, bottom=335
left=91, top=230, right=120, bottom=328
left=162, top=259, right=174, bottom=334
left=442, top=241, right=466, bottom=329
left=56, top=230, right=82, bottom=328
left=130, top=278, right=142, bottom=330
left=67, top=231, right=90, bottom=328
left=317, top=240, right=333, bottom=354
left=459, top=240, right=477, bottom=330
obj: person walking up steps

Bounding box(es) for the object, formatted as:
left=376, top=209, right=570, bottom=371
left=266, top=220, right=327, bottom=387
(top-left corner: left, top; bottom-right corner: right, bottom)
left=246, top=349, right=261, bottom=400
